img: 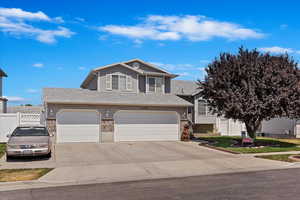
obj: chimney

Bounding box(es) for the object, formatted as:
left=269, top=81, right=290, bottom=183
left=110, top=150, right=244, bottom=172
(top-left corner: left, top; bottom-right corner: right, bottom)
left=0, top=69, right=8, bottom=113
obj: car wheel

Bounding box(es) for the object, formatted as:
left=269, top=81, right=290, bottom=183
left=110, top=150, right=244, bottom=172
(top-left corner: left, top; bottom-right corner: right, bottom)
left=6, top=155, right=12, bottom=161
left=45, top=151, right=51, bottom=158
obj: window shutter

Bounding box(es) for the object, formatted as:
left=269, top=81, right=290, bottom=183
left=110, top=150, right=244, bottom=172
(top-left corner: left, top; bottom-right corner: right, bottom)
left=126, top=76, right=133, bottom=90
left=106, top=74, right=112, bottom=90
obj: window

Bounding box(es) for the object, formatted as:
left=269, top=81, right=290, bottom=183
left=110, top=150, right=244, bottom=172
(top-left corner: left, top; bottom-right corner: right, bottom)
left=198, top=100, right=208, bottom=115
left=149, top=77, right=155, bottom=92
left=107, top=74, right=132, bottom=91
left=148, top=77, right=164, bottom=93
left=119, top=75, right=126, bottom=91
left=156, top=77, right=163, bottom=93
left=112, top=75, right=119, bottom=90
left=106, top=74, right=112, bottom=90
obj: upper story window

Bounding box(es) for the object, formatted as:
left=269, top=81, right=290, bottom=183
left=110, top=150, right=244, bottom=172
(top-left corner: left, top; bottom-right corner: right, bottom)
left=198, top=100, right=211, bottom=116
left=106, top=74, right=132, bottom=91
left=148, top=77, right=164, bottom=93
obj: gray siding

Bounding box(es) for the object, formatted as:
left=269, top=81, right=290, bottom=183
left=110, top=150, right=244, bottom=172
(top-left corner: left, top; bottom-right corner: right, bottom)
left=194, top=94, right=217, bottom=124
left=99, top=65, right=138, bottom=93
left=87, top=76, right=97, bottom=90
left=139, top=75, right=146, bottom=93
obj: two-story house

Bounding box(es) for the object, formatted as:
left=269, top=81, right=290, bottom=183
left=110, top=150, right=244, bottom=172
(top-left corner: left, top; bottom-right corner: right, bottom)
left=43, top=59, right=193, bottom=143
left=43, top=59, right=300, bottom=141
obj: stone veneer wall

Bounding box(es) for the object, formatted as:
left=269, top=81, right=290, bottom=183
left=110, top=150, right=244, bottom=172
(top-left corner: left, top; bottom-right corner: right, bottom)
left=101, top=119, right=114, bottom=142
left=47, top=119, right=56, bottom=135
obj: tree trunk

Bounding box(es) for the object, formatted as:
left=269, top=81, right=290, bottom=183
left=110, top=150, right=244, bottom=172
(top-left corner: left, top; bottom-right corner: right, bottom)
left=245, top=120, right=261, bottom=139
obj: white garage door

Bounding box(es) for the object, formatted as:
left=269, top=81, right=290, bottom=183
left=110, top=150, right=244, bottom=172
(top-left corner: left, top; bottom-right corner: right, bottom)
left=114, top=111, right=179, bottom=142
left=56, top=110, right=100, bottom=143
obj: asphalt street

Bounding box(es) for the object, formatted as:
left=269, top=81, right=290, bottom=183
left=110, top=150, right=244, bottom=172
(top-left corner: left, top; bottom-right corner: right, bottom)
left=2, top=168, right=300, bottom=200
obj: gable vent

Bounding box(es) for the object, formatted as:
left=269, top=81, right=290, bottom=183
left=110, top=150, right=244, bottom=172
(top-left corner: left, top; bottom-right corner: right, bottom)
left=132, top=62, right=140, bottom=69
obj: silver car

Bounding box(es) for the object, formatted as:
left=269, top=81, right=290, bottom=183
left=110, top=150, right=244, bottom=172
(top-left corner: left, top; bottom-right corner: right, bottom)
left=6, top=126, right=52, bottom=159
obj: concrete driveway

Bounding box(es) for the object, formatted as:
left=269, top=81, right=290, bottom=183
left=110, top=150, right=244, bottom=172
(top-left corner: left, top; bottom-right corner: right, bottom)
left=0, top=141, right=295, bottom=191
left=54, top=141, right=235, bottom=167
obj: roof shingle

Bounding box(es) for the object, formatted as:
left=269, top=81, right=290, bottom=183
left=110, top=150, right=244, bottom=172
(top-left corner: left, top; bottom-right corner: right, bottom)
left=43, top=88, right=192, bottom=107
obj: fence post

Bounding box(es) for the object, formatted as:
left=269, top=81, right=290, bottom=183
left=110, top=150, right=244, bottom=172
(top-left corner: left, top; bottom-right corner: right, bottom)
left=16, top=112, right=21, bottom=126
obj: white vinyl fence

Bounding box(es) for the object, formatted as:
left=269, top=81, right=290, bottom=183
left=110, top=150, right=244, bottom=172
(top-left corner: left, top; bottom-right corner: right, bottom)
left=0, top=113, right=41, bottom=143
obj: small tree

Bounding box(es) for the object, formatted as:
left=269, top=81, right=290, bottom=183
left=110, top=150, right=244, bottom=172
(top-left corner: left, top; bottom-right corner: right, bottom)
left=199, top=47, right=300, bottom=139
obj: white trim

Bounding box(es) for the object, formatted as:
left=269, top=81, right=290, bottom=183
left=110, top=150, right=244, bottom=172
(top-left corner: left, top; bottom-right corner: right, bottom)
left=97, top=71, right=101, bottom=91
left=137, top=74, right=139, bottom=93
left=106, top=74, right=112, bottom=90
left=126, top=75, right=133, bottom=91
left=56, top=109, right=101, bottom=143
left=146, top=76, right=164, bottom=93
left=110, top=74, right=133, bottom=92
left=146, top=74, right=148, bottom=93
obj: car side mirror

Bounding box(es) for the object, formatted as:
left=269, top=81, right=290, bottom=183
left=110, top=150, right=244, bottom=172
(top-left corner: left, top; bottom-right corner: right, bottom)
left=6, top=134, right=11, bottom=138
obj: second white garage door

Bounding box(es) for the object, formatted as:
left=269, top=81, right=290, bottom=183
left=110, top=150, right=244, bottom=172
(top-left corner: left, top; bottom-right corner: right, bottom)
left=114, top=111, right=179, bottom=142
left=56, top=110, right=100, bottom=143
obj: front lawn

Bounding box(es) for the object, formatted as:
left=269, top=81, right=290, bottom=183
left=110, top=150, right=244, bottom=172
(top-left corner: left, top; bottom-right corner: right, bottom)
left=0, top=168, right=53, bottom=182
left=198, top=136, right=300, bottom=154
left=0, top=143, right=5, bottom=158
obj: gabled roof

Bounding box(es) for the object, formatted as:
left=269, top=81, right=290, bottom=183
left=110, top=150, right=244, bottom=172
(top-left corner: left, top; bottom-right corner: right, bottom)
left=0, top=69, right=7, bottom=77
left=43, top=88, right=192, bottom=107
left=124, top=58, right=170, bottom=74
left=81, top=59, right=178, bottom=88
left=171, top=80, right=200, bottom=96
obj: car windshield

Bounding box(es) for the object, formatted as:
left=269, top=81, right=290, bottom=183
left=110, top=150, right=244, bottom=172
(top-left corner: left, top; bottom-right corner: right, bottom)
left=11, top=127, right=49, bottom=137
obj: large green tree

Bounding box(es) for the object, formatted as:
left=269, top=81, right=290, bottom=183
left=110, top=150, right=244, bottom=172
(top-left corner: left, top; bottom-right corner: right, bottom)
left=199, top=47, right=300, bottom=139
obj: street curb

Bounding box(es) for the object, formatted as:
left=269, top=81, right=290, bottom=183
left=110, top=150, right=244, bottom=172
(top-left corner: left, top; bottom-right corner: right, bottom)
left=198, top=144, right=241, bottom=154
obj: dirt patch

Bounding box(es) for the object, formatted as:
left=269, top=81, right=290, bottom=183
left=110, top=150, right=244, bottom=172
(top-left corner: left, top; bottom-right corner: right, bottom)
left=0, top=168, right=53, bottom=182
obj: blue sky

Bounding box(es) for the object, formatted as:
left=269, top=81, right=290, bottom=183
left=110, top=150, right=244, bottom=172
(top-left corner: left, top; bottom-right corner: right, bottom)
left=1, top=0, right=300, bottom=105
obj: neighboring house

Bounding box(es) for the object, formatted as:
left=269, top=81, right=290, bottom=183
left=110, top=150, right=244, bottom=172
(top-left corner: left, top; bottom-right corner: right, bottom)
left=171, top=80, right=245, bottom=136
left=172, top=79, right=299, bottom=137
left=43, top=59, right=193, bottom=143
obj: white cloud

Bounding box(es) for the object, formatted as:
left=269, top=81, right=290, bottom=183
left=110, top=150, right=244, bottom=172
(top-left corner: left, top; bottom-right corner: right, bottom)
left=78, top=66, right=86, bottom=70
left=0, top=7, right=50, bottom=21
left=33, top=63, right=44, bottom=68
left=178, top=72, right=190, bottom=77
left=259, top=46, right=297, bottom=54
left=0, top=7, right=74, bottom=43
left=26, top=89, right=39, bottom=93
left=75, top=17, right=85, bottom=22
left=99, top=15, right=264, bottom=43
left=4, top=96, right=27, bottom=103
left=53, top=16, right=64, bottom=23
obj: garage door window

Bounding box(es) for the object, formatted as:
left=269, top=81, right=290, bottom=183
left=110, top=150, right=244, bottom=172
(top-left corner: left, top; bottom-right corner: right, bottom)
left=57, top=111, right=99, bottom=125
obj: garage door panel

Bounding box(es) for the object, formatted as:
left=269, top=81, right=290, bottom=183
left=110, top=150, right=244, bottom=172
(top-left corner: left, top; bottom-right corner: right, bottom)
left=115, top=111, right=179, bottom=142
left=115, top=112, right=178, bottom=124
left=56, top=110, right=100, bottom=143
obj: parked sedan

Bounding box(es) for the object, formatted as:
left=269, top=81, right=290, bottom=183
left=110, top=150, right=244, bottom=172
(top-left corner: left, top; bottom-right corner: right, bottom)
left=6, top=126, right=52, bottom=159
